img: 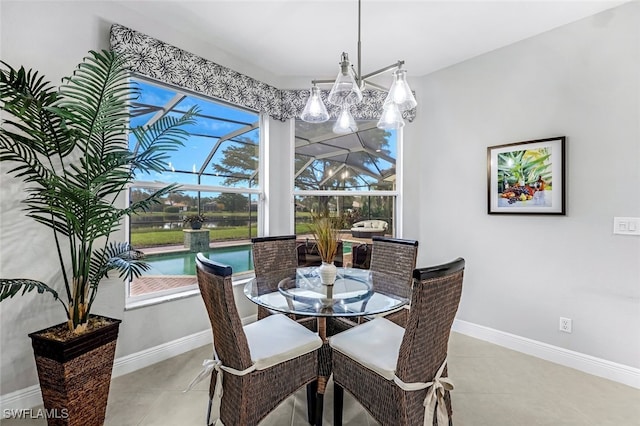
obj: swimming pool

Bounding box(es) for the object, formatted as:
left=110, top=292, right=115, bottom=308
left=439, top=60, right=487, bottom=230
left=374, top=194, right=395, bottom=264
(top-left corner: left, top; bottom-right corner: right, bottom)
left=142, top=241, right=352, bottom=276
left=143, top=244, right=254, bottom=276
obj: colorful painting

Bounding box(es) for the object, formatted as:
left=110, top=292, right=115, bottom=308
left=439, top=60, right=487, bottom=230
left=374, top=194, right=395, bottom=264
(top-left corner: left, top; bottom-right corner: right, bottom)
left=487, top=137, right=565, bottom=215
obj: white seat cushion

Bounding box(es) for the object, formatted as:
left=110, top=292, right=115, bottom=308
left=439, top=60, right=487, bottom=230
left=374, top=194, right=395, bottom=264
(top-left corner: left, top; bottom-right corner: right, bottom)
left=329, top=317, right=404, bottom=380
left=243, top=314, right=322, bottom=370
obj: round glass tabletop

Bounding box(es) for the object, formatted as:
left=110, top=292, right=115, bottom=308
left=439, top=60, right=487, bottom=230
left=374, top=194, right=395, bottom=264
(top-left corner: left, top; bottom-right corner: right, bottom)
left=244, top=267, right=408, bottom=317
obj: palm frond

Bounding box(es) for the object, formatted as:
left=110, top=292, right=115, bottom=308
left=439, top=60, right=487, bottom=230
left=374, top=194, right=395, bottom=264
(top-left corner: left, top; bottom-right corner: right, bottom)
left=0, top=279, right=60, bottom=301
left=1, top=68, right=73, bottom=155
left=130, top=107, right=198, bottom=174
left=126, top=183, right=182, bottom=215
left=58, top=51, right=133, bottom=152
left=88, top=242, right=150, bottom=290
left=1, top=50, right=194, bottom=331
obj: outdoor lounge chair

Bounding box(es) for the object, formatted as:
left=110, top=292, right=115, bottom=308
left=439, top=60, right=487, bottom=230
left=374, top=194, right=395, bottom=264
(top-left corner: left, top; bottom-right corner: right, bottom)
left=350, top=220, right=388, bottom=238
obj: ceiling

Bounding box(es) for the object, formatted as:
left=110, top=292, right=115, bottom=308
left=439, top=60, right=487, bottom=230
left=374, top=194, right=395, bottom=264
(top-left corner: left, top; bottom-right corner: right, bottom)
left=121, top=0, right=628, bottom=84
left=120, top=0, right=628, bottom=189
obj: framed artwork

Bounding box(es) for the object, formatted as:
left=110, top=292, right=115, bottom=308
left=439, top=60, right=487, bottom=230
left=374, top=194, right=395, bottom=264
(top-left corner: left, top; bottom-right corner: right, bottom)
left=487, top=136, right=566, bottom=215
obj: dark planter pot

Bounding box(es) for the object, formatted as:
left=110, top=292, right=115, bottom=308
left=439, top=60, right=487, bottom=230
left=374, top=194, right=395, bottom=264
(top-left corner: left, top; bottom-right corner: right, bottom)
left=28, top=315, right=122, bottom=426
left=190, top=221, right=202, bottom=230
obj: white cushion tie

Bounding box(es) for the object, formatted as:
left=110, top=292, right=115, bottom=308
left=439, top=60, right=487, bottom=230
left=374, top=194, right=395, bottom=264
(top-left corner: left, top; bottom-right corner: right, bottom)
left=392, top=357, right=453, bottom=426
left=184, top=356, right=257, bottom=425
left=184, top=315, right=321, bottom=425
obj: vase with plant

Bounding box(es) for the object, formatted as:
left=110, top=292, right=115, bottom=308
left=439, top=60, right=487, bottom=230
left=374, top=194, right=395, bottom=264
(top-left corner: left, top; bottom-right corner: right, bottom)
left=183, top=213, right=207, bottom=230
left=0, top=50, right=195, bottom=425
left=310, top=213, right=341, bottom=285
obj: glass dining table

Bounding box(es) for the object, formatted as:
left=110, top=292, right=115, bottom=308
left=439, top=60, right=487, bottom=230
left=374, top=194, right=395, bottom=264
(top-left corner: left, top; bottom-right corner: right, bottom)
left=244, top=266, right=409, bottom=425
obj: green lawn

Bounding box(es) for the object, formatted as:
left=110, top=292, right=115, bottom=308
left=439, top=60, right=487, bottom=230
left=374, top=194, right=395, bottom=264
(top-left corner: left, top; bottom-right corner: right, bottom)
left=131, top=223, right=315, bottom=248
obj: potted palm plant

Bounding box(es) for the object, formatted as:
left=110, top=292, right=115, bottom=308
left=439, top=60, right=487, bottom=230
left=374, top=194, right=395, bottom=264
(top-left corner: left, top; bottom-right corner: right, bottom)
left=0, top=50, right=195, bottom=425
left=310, top=213, right=341, bottom=285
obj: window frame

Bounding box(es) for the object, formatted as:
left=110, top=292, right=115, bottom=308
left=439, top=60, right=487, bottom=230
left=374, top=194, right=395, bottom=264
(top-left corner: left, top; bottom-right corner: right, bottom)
left=125, top=75, right=265, bottom=308
left=292, top=122, right=404, bottom=237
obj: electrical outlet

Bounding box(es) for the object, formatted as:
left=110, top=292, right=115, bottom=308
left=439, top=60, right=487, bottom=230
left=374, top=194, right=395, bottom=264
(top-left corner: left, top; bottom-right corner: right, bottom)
left=613, top=217, right=640, bottom=235
left=559, top=317, right=572, bottom=333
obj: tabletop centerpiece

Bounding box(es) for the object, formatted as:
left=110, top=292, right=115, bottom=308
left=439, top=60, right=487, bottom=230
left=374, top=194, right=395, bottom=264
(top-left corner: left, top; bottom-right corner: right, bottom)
left=310, top=213, right=341, bottom=285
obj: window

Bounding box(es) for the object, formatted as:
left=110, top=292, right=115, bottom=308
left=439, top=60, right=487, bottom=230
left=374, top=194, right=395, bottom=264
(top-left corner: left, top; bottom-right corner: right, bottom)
left=127, top=77, right=261, bottom=303
left=293, top=119, right=400, bottom=244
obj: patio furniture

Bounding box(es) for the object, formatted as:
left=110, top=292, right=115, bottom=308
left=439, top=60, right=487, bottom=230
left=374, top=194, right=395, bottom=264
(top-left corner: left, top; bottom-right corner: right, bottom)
left=244, top=266, right=409, bottom=425
left=329, top=257, right=466, bottom=426
left=351, top=242, right=371, bottom=269
left=350, top=219, right=388, bottom=238
left=296, top=238, right=344, bottom=267
left=192, top=254, right=322, bottom=426
left=251, top=235, right=316, bottom=331
left=329, top=236, right=418, bottom=334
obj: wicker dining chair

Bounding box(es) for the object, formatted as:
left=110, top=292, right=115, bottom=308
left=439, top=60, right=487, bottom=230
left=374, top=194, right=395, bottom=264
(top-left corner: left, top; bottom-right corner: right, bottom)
left=193, top=254, right=322, bottom=426
left=329, top=257, right=465, bottom=426
left=251, top=235, right=317, bottom=331
left=328, top=236, right=418, bottom=335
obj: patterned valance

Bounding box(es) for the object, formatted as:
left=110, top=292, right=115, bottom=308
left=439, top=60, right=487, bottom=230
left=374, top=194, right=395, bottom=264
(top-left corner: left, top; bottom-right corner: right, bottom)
left=110, top=24, right=415, bottom=122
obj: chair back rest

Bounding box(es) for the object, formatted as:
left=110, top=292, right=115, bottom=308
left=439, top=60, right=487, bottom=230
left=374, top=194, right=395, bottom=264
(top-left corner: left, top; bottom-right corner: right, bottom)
left=396, top=257, right=465, bottom=384
left=369, top=236, right=419, bottom=298
left=195, top=253, right=253, bottom=371
left=252, top=235, right=298, bottom=294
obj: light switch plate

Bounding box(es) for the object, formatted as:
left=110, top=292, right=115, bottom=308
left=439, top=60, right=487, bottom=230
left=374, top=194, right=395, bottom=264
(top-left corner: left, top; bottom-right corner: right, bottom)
left=613, top=217, right=640, bottom=235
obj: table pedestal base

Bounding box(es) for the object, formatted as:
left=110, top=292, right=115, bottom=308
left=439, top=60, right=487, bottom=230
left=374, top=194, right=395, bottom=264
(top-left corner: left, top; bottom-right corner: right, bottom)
left=314, top=318, right=332, bottom=425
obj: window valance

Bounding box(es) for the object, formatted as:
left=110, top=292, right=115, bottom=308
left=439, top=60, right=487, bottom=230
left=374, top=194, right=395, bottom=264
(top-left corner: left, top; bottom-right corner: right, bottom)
left=110, top=24, right=415, bottom=122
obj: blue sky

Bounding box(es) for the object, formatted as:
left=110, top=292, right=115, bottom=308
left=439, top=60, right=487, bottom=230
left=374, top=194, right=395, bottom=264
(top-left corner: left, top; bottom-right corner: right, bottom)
left=129, top=78, right=259, bottom=187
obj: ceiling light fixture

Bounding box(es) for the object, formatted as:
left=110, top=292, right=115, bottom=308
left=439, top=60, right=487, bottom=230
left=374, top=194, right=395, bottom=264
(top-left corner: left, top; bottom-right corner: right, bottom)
left=300, top=0, right=417, bottom=133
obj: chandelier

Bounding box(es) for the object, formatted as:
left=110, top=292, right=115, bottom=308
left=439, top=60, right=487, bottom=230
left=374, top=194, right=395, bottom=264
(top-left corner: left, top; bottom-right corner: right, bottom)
left=300, top=0, right=417, bottom=134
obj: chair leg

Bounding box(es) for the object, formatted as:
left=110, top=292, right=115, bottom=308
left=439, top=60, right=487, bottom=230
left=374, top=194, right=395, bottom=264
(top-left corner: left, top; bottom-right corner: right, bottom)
left=306, top=380, right=317, bottom=424
left=333, top=383, right=344, bottom=426
left=315, top=391, right=324, bottom=426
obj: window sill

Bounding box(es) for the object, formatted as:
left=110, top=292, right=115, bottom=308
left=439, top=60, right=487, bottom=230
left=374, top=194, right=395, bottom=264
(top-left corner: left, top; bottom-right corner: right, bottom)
left=125, top=272, right=255, bottom=311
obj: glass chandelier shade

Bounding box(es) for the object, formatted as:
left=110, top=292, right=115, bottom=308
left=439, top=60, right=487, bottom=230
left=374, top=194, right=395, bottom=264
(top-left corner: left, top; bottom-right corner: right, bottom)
left=299, top=0, right=415, bottom=134
left=300, top=85, right=330, bottom=123
left=327, top=53, right=363, bottom=107
left=376, top=102, right=405, bottom=130
left=333, top=105, right=358, bottom=134
left=385, top=68, right=417, bottom=111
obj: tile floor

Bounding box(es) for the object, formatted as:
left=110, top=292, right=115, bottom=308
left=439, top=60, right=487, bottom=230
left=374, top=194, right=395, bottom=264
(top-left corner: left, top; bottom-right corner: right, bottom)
left=3, top=332, right=639, bottom=425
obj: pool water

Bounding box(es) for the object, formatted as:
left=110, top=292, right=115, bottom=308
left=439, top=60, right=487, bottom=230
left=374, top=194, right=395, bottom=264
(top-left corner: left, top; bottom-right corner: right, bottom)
left=143, top=241, right=352, bottom=276
left=143, top=245, right=254, bottom=275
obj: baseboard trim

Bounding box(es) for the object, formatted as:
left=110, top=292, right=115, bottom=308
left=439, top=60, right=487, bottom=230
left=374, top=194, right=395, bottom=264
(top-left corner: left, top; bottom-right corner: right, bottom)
left=0, top=315, right=256, bottom=412
left=111, top=329, right=212, bottom=378
left=5, top=316, right=637, bottom=411
left=452, top=319, right=640, bottom=389
left=0, top=385, right=42, bottom=414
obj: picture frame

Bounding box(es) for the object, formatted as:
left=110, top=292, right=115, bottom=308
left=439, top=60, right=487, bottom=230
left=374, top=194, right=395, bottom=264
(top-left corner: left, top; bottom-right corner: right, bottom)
left=487, top=136, right=566, bottom=215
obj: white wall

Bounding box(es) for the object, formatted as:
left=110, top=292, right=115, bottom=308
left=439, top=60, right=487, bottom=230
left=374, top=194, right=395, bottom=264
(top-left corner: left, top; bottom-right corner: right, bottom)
left=407, top=2, right=640, bottom=368
left=0, top=1, right=268, bottom=396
